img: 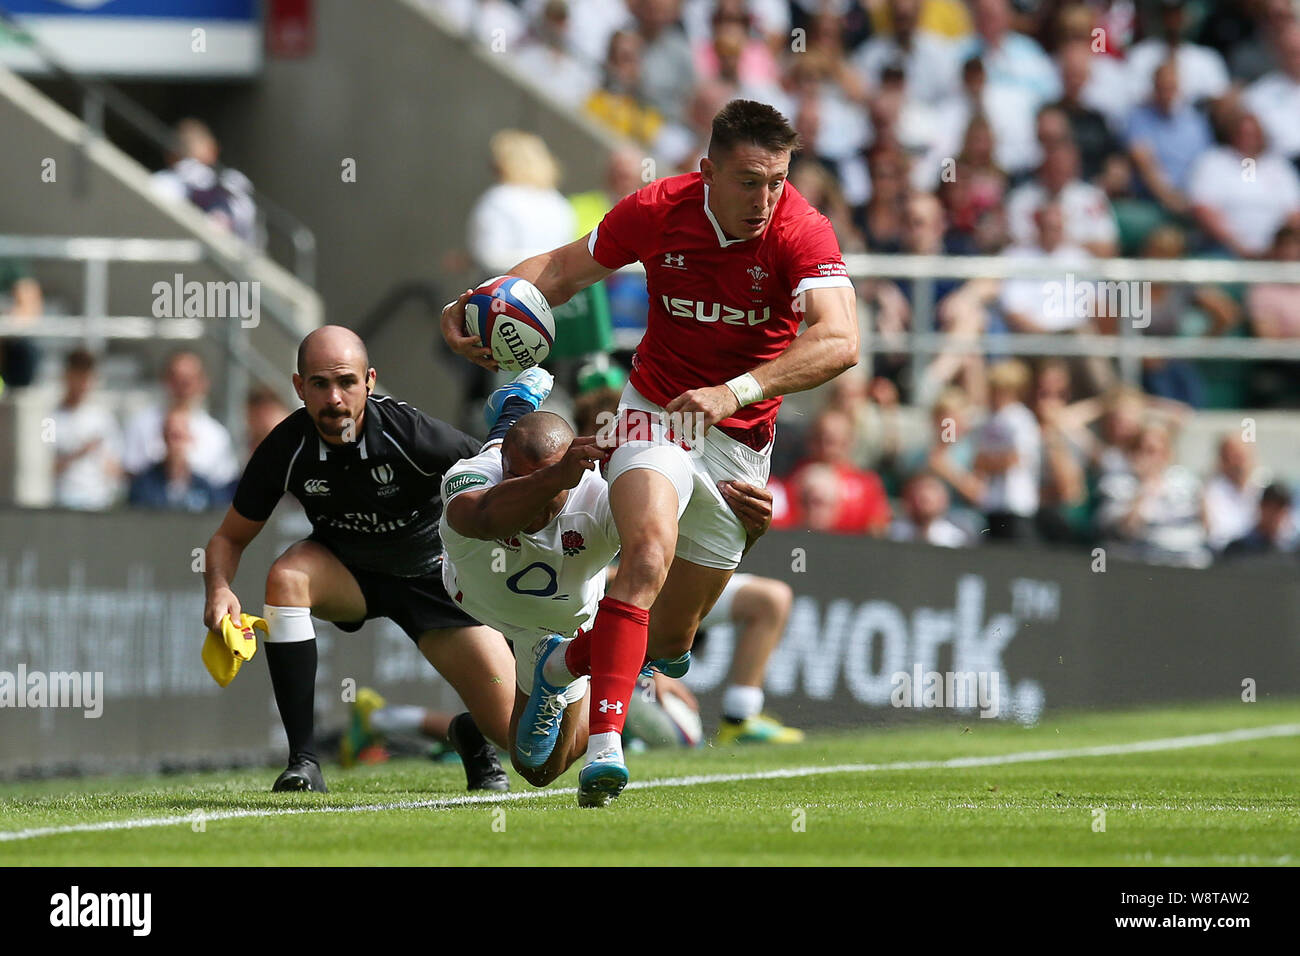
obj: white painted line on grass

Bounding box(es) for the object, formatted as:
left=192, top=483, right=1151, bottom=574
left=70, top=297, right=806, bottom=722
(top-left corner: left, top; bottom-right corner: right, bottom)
left=2, top=722, right=1297, bottom=843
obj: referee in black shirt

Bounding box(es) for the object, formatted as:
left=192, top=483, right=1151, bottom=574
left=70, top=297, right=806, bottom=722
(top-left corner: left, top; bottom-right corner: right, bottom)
left=203, top=326, right=530, bottom=793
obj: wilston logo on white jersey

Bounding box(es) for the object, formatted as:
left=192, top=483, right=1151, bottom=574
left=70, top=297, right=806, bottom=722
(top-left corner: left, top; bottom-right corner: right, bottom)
left=661, top=295, right=770, bottom=326
left=50, top=886, right=151, bottom=936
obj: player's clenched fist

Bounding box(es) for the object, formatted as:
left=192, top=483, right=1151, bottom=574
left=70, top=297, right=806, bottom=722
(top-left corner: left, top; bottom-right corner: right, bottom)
left=549, top=435, right=609, bottom=487
left=664, top=384, right=741, bottom=437
left=204, top=586, right=243, bottom=631
left=440, top=288, right=499, bottom=371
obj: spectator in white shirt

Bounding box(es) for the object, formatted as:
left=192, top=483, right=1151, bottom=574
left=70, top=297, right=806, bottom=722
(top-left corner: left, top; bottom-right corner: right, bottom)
left=1203, top=433, right=1264, bottom=552
left=1243, top=23, right=1300, bottom=163
left=976, top=359, right=1042, bottom=540
left=151, top=119, right=257, bottom=245
left=851, top=0, right=959, bottom=104
left=51, top=349, right=122, bottom=511
left=121, top=350, right=238, bottom=489
left=890, top=472, right=971, bottom=547
left=1126, top=0, right=1231, bottom=107
left=512, top=0, right=599, bottom=110
left=1188, top=109, right=1300, bottom=258
left=999, top=202, right=1094, bottom=334
left=1096, top=421, right=1211, bottom=568
left=467, top=129, right=577, bottom=275
left=1005, top=124, right=1119, bottom=257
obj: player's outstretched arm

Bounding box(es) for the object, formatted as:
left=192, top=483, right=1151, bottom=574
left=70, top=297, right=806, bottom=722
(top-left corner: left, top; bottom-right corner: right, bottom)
left=439, top=236, right=613, bottom=370
left=445, top=436, right=607, bottom=540
left=666, top=285, right=859, bottom=430
left=202, top=506, right=266, bottom=630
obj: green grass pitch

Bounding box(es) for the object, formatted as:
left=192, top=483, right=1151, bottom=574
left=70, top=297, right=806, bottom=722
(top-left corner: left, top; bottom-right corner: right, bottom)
left=2, top=700, right=1297, bottom=866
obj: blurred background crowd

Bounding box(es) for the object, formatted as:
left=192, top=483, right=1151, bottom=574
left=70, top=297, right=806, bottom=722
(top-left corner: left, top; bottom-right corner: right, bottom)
left=3, top=0, right=1299, bottom=570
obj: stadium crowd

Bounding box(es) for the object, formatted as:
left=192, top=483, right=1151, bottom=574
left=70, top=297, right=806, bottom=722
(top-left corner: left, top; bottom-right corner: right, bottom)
left=441, top=0, right=1300, bottom=565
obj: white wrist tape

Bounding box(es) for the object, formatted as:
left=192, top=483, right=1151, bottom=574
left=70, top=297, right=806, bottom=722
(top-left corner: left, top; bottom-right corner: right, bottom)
left=724, top=372, right=764, bottom=407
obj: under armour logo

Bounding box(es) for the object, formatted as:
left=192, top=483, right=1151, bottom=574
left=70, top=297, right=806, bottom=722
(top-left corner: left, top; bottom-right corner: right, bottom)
left=598, top=698, right=624, bottom=715
left=663, top=252, right=685, bottom=268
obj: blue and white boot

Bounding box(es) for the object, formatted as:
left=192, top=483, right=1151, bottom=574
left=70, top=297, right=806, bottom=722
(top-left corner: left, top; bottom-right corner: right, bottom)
left=514, top=635, right=569, bottom=770
left=578, top=747, right=629, bottom=808
left=484, top=367, right=554, bottom=428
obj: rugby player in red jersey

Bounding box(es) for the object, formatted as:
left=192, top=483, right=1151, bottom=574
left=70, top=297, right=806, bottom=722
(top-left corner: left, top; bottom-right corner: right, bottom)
left=441, top=100, right=857, bottom=806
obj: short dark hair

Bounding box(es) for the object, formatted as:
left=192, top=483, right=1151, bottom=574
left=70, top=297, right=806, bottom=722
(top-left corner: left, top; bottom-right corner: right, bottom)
left=65, top=348, right=96, bottom=373
left=502, top=411, right=574, bottom=468
left=1261, top=482, right=1293, bottom=509
left=708, top=99, right=800, bottom=161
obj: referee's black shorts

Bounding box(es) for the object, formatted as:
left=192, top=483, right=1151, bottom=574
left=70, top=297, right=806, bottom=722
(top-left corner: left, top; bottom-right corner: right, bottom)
left=319, top=546, right=479, bottom=643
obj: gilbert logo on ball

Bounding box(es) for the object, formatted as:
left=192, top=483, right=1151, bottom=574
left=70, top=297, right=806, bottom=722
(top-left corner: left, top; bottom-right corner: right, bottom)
left=464, top=275, right=556, bottom=371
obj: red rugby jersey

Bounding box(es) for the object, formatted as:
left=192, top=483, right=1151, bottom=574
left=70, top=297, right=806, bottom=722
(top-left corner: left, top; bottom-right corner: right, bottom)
left=587, top=172, right=852, bottom=441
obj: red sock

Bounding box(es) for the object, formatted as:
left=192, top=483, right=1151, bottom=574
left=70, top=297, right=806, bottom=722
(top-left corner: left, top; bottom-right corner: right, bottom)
left=587, top=596, right=649, bottom=736
left=565, top=628, right=592, bottom=677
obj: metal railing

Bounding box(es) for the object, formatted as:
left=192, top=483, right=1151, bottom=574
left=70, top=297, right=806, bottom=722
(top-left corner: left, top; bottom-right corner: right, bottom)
left=0, top=235, right=303, bottom=418
left=838, top=253, right=1300, bottom=387
left=0, top=5, right=317, bottom=286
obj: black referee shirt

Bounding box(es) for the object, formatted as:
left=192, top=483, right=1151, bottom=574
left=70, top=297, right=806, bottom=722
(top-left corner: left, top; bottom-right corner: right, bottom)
left=232, top=394, right=480, bottom=577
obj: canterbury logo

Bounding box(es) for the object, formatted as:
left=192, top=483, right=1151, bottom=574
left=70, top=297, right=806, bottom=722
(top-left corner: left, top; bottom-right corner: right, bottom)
left=303, top=479, right=329, bottom=494
left=598, top=698, right=624, bottom=715
left=371, top=464, right=394, bottom=484
left=660, top=295, right=771, bottom=326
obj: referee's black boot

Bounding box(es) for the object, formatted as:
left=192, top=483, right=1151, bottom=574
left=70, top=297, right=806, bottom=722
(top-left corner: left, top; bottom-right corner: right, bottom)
left=272, top=753, right=328, bottom=793
left=447, top=713, right=510, bottom=792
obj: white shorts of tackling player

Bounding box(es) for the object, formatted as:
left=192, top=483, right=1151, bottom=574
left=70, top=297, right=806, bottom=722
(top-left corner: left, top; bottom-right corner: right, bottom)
left=510, top=626, right=590, bottom=704
left=604, top=383, right=772, bottom=570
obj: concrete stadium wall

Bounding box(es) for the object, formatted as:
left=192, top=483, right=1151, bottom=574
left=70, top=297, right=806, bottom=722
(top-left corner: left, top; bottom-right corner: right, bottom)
left=201, top=0, right=621, bottom=422
left=2, top=510, right=1296, bottom=776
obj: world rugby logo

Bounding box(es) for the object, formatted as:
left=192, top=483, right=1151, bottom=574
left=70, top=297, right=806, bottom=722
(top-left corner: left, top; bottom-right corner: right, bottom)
left=371, top=464, right=394, bottom=484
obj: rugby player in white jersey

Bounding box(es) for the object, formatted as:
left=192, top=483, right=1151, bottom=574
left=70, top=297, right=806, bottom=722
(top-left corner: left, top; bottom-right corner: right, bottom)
left=438, top=409, right=774, bottom=788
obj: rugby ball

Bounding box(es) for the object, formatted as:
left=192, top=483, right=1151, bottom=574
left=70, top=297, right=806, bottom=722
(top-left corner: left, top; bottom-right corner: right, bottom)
left=464, top=275, right=555, bottom=372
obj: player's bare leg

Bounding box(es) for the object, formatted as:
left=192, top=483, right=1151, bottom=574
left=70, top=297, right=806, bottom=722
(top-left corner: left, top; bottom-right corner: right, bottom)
left=571, top=466, right=680, bottom=806
left=262, top=540, right=369, bottom=792
left=508, top=687, right=589, bottom=787
left=416, top=626, right=515, bottom=747
left=717, top=578, right=804, bottom=744
left=644, top=557, right=733, bottom=662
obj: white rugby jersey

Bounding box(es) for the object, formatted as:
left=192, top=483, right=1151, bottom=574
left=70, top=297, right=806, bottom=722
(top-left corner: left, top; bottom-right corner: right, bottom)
left=438, top=446, right=619, bottom=642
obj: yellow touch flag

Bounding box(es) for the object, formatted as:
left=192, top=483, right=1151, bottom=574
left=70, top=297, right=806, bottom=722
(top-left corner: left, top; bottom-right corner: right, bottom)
left=201, top=613, right=268, bottom=688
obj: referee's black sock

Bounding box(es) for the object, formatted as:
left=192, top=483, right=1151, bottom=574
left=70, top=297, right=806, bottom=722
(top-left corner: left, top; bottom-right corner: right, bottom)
left=265, top=640, right=318, bottom=762
left=486, top=396, right=535, bottom=443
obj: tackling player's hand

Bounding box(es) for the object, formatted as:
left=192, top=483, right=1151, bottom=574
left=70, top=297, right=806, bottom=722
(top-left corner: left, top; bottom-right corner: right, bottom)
left=440, top=288, right=500, bottom=371
left=720, top=480, right=773, bottom=541
left=664, top=384, right=740, bottom=440
left=204, top=587, right=242, bottom=631
left=548, top=435, right=608, bottom=488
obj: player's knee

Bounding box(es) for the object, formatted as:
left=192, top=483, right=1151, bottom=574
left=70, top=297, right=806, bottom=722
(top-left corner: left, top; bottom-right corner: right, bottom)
left=752, top=579, right=794, bottom=619
left=611, top=540, right=672, bottom=599
left=265, top=560, right=311, bottom=606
